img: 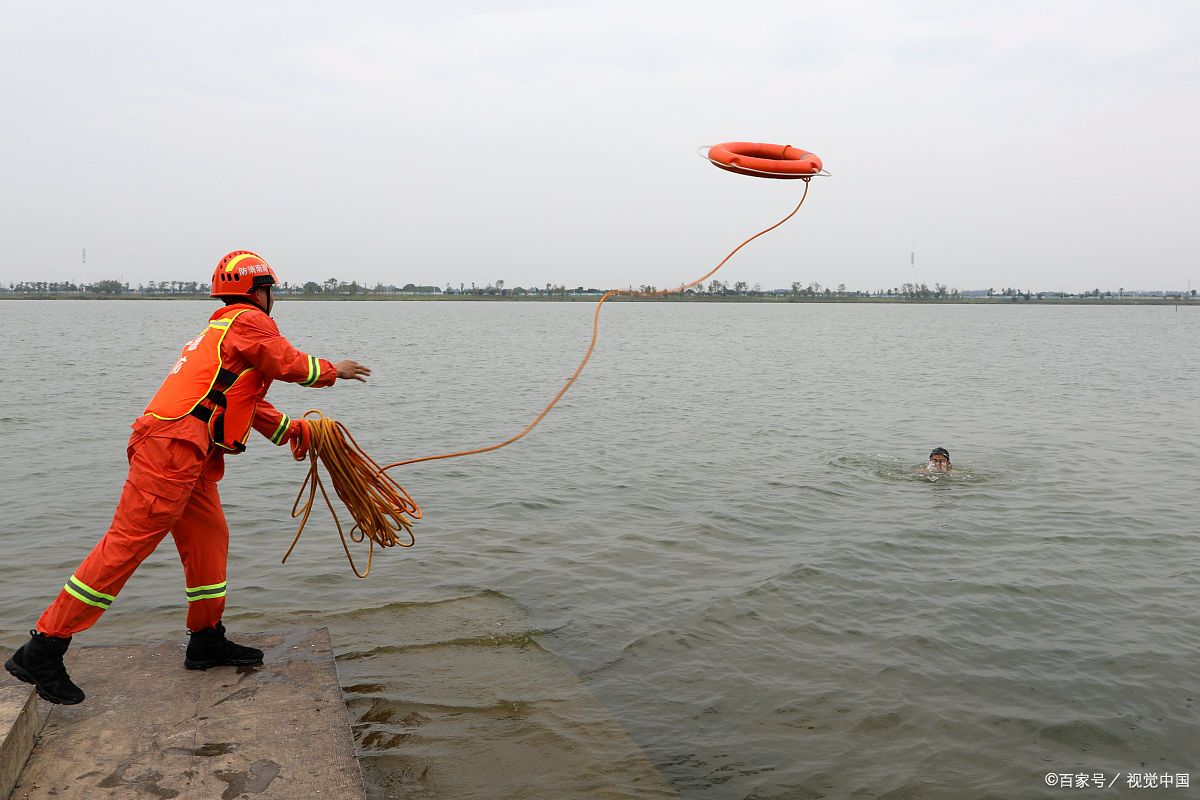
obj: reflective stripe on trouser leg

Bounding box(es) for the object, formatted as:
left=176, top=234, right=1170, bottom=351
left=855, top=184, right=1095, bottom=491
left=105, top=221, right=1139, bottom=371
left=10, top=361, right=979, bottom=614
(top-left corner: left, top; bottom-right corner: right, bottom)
left=171, top=475, right=230, bottom=632
left=36, top=434, right=206, bottom=638
left=186, top=582, right=227, bottom=601
left=61, top=575, right=116, bottom=609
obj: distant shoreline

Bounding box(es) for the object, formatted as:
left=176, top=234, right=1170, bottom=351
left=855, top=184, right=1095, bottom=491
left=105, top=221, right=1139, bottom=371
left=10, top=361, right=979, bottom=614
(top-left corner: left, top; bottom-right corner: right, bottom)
left=1, top=293, right=1194, bottom=306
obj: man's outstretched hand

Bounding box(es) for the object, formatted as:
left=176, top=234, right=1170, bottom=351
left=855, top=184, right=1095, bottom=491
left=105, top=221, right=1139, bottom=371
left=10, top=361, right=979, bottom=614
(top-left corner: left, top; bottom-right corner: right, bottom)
left=335, top=360, right=372, bottom=382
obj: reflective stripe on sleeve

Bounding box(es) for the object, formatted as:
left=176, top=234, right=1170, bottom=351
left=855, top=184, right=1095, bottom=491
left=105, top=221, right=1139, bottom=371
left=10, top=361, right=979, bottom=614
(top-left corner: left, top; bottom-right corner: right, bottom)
left=301, top=355, right=320, bottom=386
left=269, top=414, right=291, bottom=445
left=64, top=575, right=116, bottom=609
left=186, top=582, right=227, bottom=602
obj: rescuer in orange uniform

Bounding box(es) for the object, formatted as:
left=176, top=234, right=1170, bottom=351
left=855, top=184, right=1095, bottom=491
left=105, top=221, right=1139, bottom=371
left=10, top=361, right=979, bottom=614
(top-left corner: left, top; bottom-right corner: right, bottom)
left=4, top=251, right=370, bottom=705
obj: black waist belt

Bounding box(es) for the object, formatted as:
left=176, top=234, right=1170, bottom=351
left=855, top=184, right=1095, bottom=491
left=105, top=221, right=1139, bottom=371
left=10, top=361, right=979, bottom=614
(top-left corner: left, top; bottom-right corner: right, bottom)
left=188, top=369, right=241, bottom=445
left=188, top=369, right=239, bottom=424
left=189, top=387, right=227, bottom=419
left=189, top=401, right=227, bottom=445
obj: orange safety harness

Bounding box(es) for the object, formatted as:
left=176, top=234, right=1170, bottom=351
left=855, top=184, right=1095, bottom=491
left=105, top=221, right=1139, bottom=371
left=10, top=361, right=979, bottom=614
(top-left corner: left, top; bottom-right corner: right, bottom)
left=144, top=308, right=264, bottom=452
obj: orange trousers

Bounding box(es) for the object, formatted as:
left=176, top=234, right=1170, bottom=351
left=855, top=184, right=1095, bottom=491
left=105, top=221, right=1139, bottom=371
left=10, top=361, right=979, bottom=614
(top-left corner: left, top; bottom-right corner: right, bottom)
left=37, top=416, right=229, bottom=638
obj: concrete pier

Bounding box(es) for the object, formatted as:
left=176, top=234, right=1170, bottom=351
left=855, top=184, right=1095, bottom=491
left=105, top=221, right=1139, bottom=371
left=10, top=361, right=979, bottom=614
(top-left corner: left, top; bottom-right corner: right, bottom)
left=3, top=606, right=679, bottom=799
left=0, top=686, right=42, bottom=800
left=5, top=628, right=365, bottom=799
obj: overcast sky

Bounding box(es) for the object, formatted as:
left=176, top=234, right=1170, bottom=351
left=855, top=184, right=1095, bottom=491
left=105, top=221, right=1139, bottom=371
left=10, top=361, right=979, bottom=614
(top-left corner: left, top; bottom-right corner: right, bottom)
left=2, top=1, right=1196, bottom=292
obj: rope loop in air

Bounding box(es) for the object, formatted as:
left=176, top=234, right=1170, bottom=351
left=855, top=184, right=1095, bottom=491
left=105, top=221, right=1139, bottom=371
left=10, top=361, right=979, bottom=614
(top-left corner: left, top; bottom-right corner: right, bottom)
left=288, top=184, right=811, bottom=576
left=379, top=180, right=810, bottom=471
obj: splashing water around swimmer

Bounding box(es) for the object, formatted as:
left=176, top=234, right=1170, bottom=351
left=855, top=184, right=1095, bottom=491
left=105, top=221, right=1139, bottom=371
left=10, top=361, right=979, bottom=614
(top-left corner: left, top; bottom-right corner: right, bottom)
left=829, top=454, right=992, bottom=485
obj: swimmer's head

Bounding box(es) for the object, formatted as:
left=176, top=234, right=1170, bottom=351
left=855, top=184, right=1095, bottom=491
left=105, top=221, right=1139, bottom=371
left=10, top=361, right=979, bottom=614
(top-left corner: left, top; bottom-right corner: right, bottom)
left=927, top=447, right=951, bottom=471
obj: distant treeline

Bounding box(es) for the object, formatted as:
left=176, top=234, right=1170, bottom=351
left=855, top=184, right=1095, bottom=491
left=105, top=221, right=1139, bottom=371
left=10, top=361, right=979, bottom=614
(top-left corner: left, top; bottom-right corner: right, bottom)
left=2, top=278, right=1195, bottom=302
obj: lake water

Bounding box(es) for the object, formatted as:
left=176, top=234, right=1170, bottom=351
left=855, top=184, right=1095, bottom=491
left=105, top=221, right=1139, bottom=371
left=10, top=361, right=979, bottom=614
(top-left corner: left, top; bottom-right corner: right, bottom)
left=1, top=300, right=1197, bottom=799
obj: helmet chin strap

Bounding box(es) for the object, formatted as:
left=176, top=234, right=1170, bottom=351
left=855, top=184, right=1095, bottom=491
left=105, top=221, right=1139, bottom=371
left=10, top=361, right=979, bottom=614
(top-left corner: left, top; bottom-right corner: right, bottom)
left=248, top=286, right=273, bottom=314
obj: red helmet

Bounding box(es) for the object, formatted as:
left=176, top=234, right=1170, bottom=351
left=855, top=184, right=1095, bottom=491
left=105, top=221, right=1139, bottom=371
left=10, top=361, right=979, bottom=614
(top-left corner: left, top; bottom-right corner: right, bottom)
left=210, top=250, right=279, bottom=298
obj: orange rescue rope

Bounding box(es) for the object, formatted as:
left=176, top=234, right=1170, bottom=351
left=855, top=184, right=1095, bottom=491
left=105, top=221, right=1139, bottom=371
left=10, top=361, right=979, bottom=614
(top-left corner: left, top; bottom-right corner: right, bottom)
left=381, top=180, right=810, bottom=469
left=288, top=182, right=810, bottom=575
left=285, top=411, right=420, bottom=577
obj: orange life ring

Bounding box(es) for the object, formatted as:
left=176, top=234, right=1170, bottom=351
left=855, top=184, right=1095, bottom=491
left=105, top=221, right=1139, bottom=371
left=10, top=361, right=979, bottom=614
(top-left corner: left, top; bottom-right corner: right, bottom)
left=707, top=142, right=823, bottom=179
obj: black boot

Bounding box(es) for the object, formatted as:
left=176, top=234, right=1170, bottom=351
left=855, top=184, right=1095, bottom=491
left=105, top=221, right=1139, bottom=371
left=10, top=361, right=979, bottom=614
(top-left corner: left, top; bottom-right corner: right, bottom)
left=5, top=630, right=86, bottom=705
left=184, top=621, right=263, bottom=670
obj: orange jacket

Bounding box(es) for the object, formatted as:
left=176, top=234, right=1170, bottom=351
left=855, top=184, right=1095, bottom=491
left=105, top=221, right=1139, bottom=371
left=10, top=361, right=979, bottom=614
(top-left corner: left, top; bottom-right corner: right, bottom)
left=144, top=302, right=336, bottom=453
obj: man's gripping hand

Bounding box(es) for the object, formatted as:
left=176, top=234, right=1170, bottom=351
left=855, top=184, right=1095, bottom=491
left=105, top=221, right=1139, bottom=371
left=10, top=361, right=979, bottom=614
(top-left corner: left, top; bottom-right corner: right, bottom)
left=287, top=419, right=311, bottom=460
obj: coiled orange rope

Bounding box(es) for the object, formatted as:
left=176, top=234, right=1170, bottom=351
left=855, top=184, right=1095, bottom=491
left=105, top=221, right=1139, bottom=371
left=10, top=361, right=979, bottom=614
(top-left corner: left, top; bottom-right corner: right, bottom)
left=288, top=184, right=810, bottom=575
left=285, top=411, right=420, bottom=577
